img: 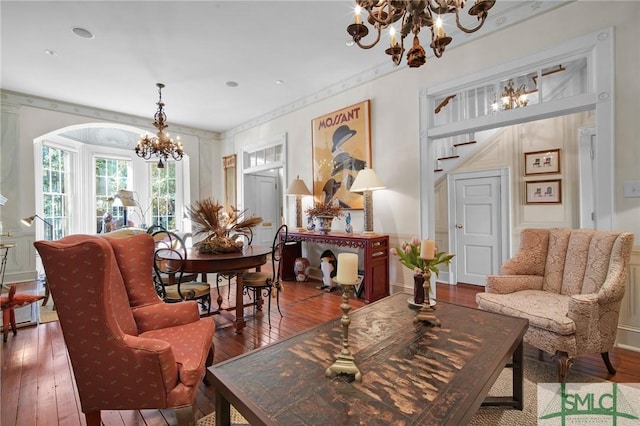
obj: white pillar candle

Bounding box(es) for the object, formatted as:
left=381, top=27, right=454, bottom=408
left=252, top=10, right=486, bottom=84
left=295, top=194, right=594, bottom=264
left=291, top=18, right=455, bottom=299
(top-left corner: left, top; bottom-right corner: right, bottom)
left=420, top=239, right=436, bottom=260
left=337, top=253, right=359, bottom=284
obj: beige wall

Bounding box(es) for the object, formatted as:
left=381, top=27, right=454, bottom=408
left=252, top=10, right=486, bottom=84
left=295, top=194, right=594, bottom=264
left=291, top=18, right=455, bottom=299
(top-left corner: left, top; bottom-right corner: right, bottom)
left=1, top=2, right=638, bottom=342
left=434, top=111, right=596, bottom=253
left=224, top=2, right=640, bottom=287
left=0, top=96, right=219, bottom=282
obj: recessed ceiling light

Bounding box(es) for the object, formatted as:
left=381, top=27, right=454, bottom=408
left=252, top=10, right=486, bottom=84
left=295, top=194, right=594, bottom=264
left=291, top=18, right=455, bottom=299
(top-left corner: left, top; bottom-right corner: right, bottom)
left=345, top=40, right=354, bottom=47
left=44, top=49, right=57, bottom=56
left=72, top=27, right=94, bottom=39
left=275, top=80, right=284, bottom=85
left=226, top=81, right=238, bottom=87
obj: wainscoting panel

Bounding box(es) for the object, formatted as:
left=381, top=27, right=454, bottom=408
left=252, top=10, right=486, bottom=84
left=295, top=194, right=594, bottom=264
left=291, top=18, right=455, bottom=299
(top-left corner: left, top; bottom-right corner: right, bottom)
left=617, top=245, right=640, bottom=352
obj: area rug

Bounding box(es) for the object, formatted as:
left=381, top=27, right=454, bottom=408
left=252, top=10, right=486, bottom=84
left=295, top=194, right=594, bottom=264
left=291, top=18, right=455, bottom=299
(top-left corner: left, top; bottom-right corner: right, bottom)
left=469, top=356, right=603, bottom=426
left=197, top=357, right=604, bottom=425
left=38, top=301, right=59, bottom=323
left=197, top=407, right=248, bottom=426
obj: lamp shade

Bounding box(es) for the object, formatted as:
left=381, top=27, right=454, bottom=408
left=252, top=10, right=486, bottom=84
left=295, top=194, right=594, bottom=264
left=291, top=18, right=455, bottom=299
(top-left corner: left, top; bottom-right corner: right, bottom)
left=286, top=176, right=312, bottom=196
left=21, top=214, right=53, bottom=230
left=350, top=168, right=386, bottom=192
left=20, top=215, right=36, bottom=227
left=113, top=189, right=137, bottom=207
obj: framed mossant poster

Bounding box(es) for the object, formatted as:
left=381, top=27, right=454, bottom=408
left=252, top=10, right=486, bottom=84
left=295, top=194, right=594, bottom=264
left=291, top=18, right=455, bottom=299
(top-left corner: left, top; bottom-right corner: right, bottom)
left=311, top=100, right=371, bottom=210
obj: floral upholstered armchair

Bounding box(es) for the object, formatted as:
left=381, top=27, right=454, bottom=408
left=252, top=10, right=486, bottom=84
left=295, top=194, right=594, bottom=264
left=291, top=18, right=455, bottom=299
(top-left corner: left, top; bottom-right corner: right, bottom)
left=476, top=228, right=634, bottom=382
left=35, top=233, right=215, bottom=426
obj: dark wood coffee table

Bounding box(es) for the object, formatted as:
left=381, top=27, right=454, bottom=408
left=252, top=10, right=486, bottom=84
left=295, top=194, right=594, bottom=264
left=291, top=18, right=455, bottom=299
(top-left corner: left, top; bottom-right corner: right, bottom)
left=210, top=293, right=528, bottom=425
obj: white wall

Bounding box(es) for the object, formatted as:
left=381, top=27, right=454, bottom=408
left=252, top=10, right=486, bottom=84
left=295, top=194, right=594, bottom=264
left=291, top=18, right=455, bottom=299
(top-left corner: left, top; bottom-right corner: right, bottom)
left=224, top=2, right=640, bottom=291
left=0, top=95, right=221, bottom=283
left=435, top=111, right=596, bottom=253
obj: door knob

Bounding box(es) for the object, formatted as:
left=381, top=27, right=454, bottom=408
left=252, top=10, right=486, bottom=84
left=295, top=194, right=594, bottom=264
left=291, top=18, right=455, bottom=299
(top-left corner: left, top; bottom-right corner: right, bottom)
left=456, top=224, right=463, bottom=229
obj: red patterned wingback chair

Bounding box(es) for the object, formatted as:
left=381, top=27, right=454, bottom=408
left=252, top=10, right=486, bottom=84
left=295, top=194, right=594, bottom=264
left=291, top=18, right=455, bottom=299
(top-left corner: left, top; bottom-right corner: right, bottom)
left=34, top=233, right=214, bottom=426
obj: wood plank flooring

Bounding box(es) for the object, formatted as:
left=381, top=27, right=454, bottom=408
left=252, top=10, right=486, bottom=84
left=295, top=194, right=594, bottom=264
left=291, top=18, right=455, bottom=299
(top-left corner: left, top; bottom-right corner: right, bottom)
left=2, top=280, right=639, bottom=425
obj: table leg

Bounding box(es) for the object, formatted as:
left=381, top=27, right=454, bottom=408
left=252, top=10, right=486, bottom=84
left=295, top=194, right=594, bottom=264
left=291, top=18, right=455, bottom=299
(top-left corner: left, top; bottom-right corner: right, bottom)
left=481, top=337, right=524, bottom=409
left=1, top=247, right=10, bottom=290
left=234, top=272, right=246, bottom=334
left=512, top=337, right=524, bottom=410
left=215, top=390, right=231, bottom=426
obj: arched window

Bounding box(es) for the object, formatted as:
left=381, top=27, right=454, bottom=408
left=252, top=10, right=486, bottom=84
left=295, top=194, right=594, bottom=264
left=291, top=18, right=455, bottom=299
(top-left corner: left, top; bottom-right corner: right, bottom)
left=34, top=123, right=188, bottom=238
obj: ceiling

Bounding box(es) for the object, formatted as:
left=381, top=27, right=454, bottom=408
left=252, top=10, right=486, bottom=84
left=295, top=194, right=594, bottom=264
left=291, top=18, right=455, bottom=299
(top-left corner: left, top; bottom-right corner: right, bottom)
left=1, top=1, right=571, bottom=135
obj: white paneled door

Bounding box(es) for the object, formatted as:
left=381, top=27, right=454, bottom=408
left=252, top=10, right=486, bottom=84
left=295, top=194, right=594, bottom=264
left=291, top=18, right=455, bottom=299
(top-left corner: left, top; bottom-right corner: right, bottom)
left=244, top=173, right=279, bottom=246
left=451, top=171, right=506, bottom=286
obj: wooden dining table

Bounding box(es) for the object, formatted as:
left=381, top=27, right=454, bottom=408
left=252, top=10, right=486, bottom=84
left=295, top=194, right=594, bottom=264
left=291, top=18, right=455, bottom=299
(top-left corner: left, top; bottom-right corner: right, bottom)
left=180, top=245, right=272, bottom=334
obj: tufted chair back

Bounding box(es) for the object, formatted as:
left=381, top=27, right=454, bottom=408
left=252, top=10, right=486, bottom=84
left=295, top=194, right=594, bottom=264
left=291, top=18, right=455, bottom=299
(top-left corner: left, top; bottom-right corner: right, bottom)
left=477, top=227, right=634, bottom=382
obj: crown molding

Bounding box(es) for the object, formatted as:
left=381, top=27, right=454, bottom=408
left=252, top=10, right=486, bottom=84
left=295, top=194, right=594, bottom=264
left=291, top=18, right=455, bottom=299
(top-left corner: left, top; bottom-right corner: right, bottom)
left=0, top=89, right=223, bottom=141
left=222, top=1, right=572, bottom=139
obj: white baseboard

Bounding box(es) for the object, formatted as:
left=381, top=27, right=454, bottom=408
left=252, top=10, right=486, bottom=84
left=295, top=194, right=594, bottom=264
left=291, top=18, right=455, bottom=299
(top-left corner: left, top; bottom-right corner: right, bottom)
left=615, top=327, right=640, bottom=352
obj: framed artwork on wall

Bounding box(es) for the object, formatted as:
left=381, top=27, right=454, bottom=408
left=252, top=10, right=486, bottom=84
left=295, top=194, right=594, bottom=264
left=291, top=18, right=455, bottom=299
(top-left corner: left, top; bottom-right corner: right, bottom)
left=525, top=179, right=562, bottom=204
left=311, top=100, right=372, bottom=210
left=524, top=149, right=561, bottom=175
left=222, top=154, right=236, bottom=210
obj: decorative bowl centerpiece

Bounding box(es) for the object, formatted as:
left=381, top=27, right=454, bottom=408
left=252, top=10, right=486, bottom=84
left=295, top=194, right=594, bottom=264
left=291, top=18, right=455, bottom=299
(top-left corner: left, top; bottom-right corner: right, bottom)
left=187, top=198, right=262, bottom=254
left=305, top=202, right=343, bottom=234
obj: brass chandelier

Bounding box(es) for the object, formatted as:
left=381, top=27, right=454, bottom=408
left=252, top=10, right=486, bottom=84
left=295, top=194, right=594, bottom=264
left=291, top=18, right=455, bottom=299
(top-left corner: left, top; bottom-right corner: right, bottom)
left=347, top=0, right=495, bottom=68
left=135, top=83, right=184, bottom=168
left=491, top=79, right=530, bottom=111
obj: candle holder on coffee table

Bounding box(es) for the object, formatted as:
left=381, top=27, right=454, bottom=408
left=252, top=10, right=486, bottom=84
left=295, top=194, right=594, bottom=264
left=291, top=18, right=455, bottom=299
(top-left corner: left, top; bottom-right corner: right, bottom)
left=413, top=270, right=441, bottom=327
left=326, top=253, right=362, bottom=381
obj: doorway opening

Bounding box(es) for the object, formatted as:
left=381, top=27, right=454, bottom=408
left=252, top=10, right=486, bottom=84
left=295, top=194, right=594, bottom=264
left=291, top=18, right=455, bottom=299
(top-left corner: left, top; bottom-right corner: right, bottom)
left=240, top=133, right=287, bottom=246
left=421, top=28, right=614, bottom=290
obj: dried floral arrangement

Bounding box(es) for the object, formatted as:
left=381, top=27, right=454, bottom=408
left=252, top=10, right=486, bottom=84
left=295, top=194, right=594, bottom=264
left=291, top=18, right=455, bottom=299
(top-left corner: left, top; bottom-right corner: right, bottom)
left=305, top=202, right=343, bottom=218
left=187, top=198, right=262, bottom=253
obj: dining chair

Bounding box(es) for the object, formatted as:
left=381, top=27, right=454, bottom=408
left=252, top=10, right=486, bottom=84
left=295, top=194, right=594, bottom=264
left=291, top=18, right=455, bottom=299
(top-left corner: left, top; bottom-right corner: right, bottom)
left=242, top=224, right=288, bottom=327
left=153, top=246, right=212, bottom=316
left=1, top=284, right=45, bottom=342
left=152, top=230, right=199, bottom=284
left=215, top=228, right=253, bottom=301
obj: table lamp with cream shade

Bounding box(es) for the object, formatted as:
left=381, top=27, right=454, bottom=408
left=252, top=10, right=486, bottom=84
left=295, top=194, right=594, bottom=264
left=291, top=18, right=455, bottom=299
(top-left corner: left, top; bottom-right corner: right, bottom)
left=349, top=168, right=386, bottom=234
left=286, top=175, right=312, bottom=231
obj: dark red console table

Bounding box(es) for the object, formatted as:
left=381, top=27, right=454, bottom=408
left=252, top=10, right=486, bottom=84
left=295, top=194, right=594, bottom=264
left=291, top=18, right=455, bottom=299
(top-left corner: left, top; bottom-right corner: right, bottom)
left=282, top=231, right=389, bottom=303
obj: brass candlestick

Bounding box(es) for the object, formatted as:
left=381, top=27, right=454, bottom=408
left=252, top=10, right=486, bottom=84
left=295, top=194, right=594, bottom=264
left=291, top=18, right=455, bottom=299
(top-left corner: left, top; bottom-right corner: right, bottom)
left=413, top=270, right=441, bottom=327
left=326, top=283, right=362, bottom=381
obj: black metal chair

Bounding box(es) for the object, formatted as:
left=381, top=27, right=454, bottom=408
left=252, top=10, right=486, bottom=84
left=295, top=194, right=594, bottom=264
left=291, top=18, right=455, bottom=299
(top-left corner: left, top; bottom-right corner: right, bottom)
left=241, top=224, right=287, bottom=327
left=151, top=230, right=211, bottom=315
left=215, top=228, right=253, bottom=301
left=153, top=247, right=212, bottom=315
left=151, top=230, right=199, bottom=283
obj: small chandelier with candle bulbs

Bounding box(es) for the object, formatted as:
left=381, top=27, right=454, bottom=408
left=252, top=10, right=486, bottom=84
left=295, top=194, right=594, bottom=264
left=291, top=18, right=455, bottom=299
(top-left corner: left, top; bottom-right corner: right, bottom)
left=491, top=79, right=530, bottom=111
left=347, top=0, right=495, bottom=68
left=135, top=83, right=184, bottom=168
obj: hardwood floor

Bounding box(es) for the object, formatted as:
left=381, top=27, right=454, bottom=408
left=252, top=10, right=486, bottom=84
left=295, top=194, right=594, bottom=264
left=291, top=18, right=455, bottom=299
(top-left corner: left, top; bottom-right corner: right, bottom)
left=2, top=280, right=639, bottom=425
